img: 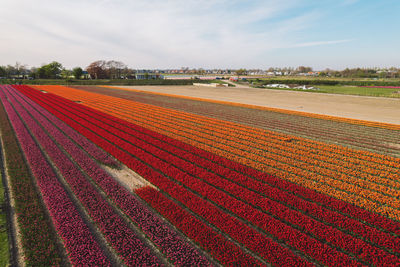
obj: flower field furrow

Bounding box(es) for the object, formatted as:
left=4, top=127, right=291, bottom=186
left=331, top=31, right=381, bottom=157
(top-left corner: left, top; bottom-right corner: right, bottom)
left=136, top=186, right=264, bottom=266
left=0, top=86, right=63, bottom=266
left=77, top=85, right=400, bottom=158
left=5, top=86, right=115, bottom=167
left=28, top=87, right=400, bottom=257
left=56, top=96, right=400, bottom=221
left=3, top=86, right=161, bottom=266
left=38, top=87, right=400, bottom=196
left=15, top=85, right=262, bottom=265
left=19, top=85, right=398, bottom=234
left=0, top=88, right=111, bottom=266
left=26, top=87, right=400, bottom=202
left=98, top=85, right=400, bottom=131
left=78, top=100, right=400, bottom=202
left=17, top=86, right=388, bottom=265
left=92, top=96, right=399, bottom=180
left=7, top=85, right=211, bottom=266
left=19, top=86, right=313, bottom=265
left=66, top=85, right=400, bottom=169
left=10, top=84, right=400, bottom=266
left=84, top=102, right=400, bottom=220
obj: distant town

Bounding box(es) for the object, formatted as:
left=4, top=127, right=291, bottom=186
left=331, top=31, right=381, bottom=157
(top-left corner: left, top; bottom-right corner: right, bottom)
left=1, top=60, right=400, bottom=80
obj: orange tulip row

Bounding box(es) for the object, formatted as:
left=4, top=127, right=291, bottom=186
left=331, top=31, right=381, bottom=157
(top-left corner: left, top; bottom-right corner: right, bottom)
left=102, top=85, right=400, bottom=131
left=78, top=92, right=400, bottom=182
left=98, top=86, right=400, bottom=168
left=83, top=99, right=400, bottom=206
left=36, top=85, right=400, bottom=171
left=32, top=85, right=400, bottom=221
left=33, top=85, right=400, bottom=168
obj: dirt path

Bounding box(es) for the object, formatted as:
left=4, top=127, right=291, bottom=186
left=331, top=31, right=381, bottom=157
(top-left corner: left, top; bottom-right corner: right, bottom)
left=114, top=85, right=400, bottom=124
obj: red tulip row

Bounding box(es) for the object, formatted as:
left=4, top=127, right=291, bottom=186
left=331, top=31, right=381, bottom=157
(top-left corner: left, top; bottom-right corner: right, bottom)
left=19, top=85, right=400, bottom=265
left=137, top=186, right=263, bottom=266
left=74, top=85, right=400, bottom=168
left=47, top=93, right=400, bottom=254
left=0, top=87, right=111, bottom=266
left=15, top=85, right=260, bottom=266
left=19, top=85, right=400, bottom=256
left=17, top=86, right=310, bottom=265
left=17, top=86, right=390, bottom=265
left=59, top=93, right=400, bottom=238
left=47, top=93, right=400, bottom=263
left=8, top=85, right=211, bottom=266
left=3, top=86, right=161, bottom=266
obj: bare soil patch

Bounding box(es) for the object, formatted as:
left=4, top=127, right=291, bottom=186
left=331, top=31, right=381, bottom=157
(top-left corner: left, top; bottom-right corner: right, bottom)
left=115, top=85, right=400, bottom=125
left=103, top=164, right=154, bottom=191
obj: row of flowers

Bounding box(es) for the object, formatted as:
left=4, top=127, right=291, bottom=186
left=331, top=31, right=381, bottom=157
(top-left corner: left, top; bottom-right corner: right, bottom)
left=19, top=86, right=400, bottom=265
left=11, top=85, right=211, bottom=266
left=0, top=85, right=63, bottom=266
left=19, top=86, right=266, bottom=266
left=30, top=85, right=400, bottom=232
left=4, top=86, right=162, bottom=266
left=0, top=87, right=111, bottom=266
left=37, top=84, right=400, bottom=168
left=42, top=92, right=400, bottom=258
left=69, top=92, right=400, bottom=237
left=95, top=100, right=400, bottom=221
left=99, top=90, right=400, bottom=168
left=136, top=186, right=263, bottom=266
left=21, top=85, right=310, bottom=265
left=76, top=96, right=400, bottom=222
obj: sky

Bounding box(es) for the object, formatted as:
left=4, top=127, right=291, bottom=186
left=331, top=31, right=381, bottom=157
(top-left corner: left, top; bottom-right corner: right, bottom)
left=0, top=0, right=399, bottom=70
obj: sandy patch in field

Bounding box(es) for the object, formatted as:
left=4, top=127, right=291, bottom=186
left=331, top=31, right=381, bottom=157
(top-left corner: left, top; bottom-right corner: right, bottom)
left=114, top=85, right=400, bottom=124
left=102, top=164, right=154, bottom=191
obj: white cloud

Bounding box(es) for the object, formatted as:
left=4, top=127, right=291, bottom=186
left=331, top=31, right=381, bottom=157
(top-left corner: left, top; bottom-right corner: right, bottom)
left=0, top=0, right=353, bottom=69
left=291, top=39, right=352, bottom=48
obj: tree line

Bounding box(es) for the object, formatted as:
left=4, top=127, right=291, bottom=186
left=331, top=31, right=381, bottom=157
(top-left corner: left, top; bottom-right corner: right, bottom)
left=0, top=60, right=135, bottom=80
left=1, top=61, right=400, bottom=80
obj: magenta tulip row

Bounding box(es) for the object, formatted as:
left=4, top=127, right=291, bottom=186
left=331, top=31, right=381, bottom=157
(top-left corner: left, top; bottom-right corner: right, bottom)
left=0, top=87, right=111, bottom=266
left=8, top=85, right=211, bottom=265
left=17, top=85, right=400, bottom=266
left=3, top=86, right=162, bottom=266
left=7, top=85, right=115, bottom=166
left=0, top=86, right=62, bottom=266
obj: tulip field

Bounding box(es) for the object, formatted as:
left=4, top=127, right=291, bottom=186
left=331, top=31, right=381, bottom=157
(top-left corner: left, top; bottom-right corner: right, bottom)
left=0, top=84, right=399, bottom=266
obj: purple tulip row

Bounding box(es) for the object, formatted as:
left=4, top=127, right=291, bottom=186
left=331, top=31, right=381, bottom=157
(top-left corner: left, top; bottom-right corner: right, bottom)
left=0, top=87, right=111, bottom=266
left=7, top=85, right=211, bottom=266
left=3, top=86, right=161, bottom=266
left=4, top=85, right=116, bottom=166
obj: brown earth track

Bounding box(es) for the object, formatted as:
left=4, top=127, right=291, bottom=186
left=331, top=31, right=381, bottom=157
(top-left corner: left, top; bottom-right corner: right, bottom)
left=69, top=86, right=400, bottom=157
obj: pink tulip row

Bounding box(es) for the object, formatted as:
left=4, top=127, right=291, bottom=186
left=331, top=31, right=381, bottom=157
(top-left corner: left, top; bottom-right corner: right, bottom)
left=3, top=86, right=161, bottom=266
left=0, top=87, right=111, bottom=266
left=8, top=85, right=211, bottom=266
left=0, top=86, right=62, bottom=266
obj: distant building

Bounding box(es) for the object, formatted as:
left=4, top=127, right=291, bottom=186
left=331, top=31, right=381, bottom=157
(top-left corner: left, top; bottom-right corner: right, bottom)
left=135, top=71, right=163, bottom=80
